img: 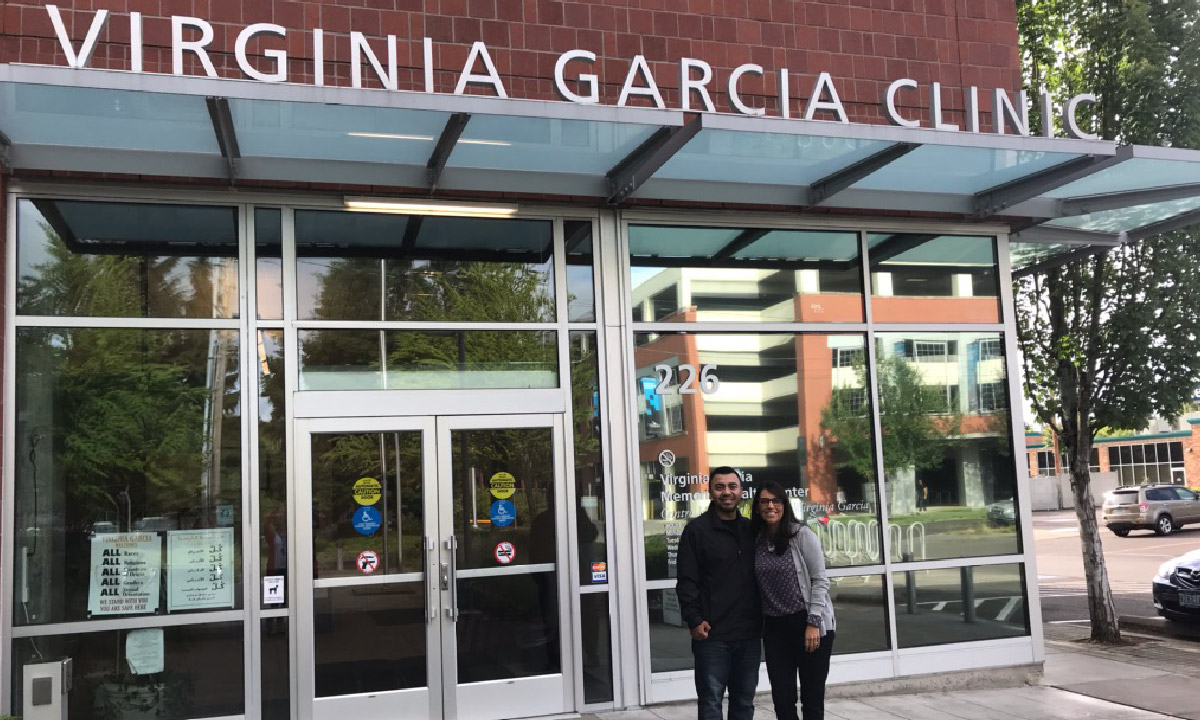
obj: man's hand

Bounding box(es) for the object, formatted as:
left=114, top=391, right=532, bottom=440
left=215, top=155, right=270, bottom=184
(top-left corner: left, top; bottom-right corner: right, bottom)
left=690, top=621, right=711, bottom=641
left=804, top=625, right=820, bottom=652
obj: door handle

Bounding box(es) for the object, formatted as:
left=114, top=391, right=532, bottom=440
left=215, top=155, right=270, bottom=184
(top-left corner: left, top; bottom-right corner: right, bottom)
left=443, top=537, right=459, bottom=622
left=425, top=536, right=436, bottom=622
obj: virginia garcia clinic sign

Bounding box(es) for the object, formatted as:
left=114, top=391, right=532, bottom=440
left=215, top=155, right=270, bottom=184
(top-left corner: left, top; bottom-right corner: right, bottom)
left=45, top=5, right=1099, bottom=140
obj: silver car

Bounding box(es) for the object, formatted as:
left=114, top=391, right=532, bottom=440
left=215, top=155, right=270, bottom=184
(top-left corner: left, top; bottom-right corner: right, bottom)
left=1102, top=484, right=1200, bottom=537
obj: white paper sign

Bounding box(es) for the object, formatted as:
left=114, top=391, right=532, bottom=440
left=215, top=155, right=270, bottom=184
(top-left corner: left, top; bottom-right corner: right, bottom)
left=88, top=533, right=162, bottom=616
left=167, top=528, right=235, bottom=612
left=263, top=576, right=285, bottom=605
left=125, top=628, right=165, bottom=675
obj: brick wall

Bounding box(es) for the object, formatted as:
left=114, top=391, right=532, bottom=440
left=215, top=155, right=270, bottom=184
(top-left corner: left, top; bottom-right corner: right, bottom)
left=0, top=0, right=1021, bottom=126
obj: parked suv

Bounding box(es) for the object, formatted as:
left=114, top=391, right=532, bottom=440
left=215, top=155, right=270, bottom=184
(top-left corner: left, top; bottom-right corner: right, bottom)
left=1102, top=484, right=1200, bottom=537
left=1153, top=548, right=1200, bottom=622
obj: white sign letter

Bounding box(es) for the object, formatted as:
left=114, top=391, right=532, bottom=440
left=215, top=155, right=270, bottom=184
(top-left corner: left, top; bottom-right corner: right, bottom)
left=1063, top=94, right=1098, bottom=140
left=172, top=16, right=218, bottom=77
left=313, top=29, right=325, bottom=87
left=931, top=81, right=959, bottom=131
left=993, top=88, right=1029, bottom=136
left=351, top=32, right=397, bottom=90
left=554, top=49, right=599, bottom=104
left=130, top=12, right=143, bottom=73
left=235, top=23, right=287, bottom=83
left=455, top=41, right=508, bottom=98
left=804, top=72, right=848, bottom=123
left=618, top=55, right=665, bottom=109
left=885, top=78, right=920, bottom=128
left=965, top=86, right=981, bottom=133
left=679, top=58, right=715, bottom=113
left=47, top=5, right=108, bottom=69
left=728, top=63, right=764, bottom=116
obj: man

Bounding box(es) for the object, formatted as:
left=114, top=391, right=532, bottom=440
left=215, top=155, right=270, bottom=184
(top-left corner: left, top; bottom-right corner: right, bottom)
left=676, top=467, right=762, bottom=720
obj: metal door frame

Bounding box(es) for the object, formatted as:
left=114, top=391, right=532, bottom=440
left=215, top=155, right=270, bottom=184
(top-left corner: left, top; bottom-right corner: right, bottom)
left=435, top=413, right=573, bottom=720
left=295, top=415, right=441, bottom=720
left=295, top=411, right=574, bottom=720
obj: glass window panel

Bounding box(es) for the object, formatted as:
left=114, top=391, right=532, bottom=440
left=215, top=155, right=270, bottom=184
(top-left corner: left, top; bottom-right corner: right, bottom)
left=314, top=584, right=427, bottom=696
left=17, top=199, right=239, bottom=318
left=629, top=226, right=864, bottom=323
left=829, top=575, right=891, bottom=655
left=15, top=328, right=242, bottom=625
left=256, top=208, right=283, bottom=320
left=259, top=331, right=288, bottom=606
left=262, top=617, right=291, bottom=720
left=580, top=593, right=614, bottom=703
left=1146, top=444, right=1159, bottom=463
left=854, top=146, right=1081, bottom=194
left=1046, top=196, right=1200, bottom=234
left=1171, top=442, right=1185, bottom=462
left=1121, top=445, right=1133, bottom=465
left=892, top=563, right=1030, bottom=648
left=449, top=427, right=560, bottom=682
left=572, top=332, right=608, bottom=583
left=566, top=220, right=596, bottom=322
left=311, top=432, right=423, bottom=580
left=1048, top=157, right=1200, bottom=198
left=1, top=84, right=218, bottom=153
left=1108, top=447, right=1119, bottom=468
left=11, top=623, right=244, bottom=720
left=656, top=130, right=892, bottom=186
left=1132, top=445, right=1145, bottom=464
left=869, top=234, right=1000, bottom=323
left=232, top=100, right=446, bottom=164
left=447, top=115, right=660, bottom=175
left=637, top=333, right=880, bottom=579
left=647, top=588, right=695, bottom=673
left=296, top=210, right=555, bottom=322
left=298, top=330, right=559, bottom=391
left=875, top=333, right=1020, bottom=561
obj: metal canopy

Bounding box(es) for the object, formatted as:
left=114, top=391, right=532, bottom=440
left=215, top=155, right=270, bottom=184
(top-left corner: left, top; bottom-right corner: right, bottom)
left=5, top=65, right=1200, bottom=273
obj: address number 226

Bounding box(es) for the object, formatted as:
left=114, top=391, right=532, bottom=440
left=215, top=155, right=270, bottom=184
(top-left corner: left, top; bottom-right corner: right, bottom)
left=654, top=364, right=720, bottom=395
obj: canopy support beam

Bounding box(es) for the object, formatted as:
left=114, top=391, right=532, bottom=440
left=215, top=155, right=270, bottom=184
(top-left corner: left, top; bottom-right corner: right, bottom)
left=606, top=114, right=702, bottom=205
left=972, top=146, right=1132, bottom=219
left=803, top=142, right=917, bottom=208
left=426, top=112, right=470, bottom=192
left=205, top=96, right=241, bottom=183
left=1061, top=182, right=1200, bottom=216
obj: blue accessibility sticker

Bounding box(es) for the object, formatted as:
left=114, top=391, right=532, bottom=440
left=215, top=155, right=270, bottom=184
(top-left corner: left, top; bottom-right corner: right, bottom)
left=489, top=499, right=516, bottom=527
left=352, top=506, right=382, bottom=536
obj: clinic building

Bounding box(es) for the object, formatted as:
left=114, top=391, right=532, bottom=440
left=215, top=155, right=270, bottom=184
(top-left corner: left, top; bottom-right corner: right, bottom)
left=5, top=2, right=1200, bottom=720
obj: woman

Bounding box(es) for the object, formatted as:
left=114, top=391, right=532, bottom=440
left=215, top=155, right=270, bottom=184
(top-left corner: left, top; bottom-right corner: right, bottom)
left=751, top=482, right=836, bottom=720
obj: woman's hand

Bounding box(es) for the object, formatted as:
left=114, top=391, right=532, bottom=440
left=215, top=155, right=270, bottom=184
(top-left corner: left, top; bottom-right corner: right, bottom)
left=804, top=624, right=820, bottom=652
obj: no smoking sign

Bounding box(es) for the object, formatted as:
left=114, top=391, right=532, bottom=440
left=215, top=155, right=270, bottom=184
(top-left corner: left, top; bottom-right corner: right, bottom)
left=494, top=542, right=516, bottom=565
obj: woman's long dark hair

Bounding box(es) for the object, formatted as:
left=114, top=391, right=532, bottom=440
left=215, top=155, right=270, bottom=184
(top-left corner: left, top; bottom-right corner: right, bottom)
left=750, top=481, right=799, bottom=555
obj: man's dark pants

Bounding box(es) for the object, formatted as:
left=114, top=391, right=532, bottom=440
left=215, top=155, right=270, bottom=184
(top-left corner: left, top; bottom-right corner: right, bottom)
left=693, top=637, right=761, bottom=720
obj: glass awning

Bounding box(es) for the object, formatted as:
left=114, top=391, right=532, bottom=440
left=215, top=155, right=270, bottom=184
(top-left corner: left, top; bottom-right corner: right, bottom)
left=5, top=65, right=1200, bottom=276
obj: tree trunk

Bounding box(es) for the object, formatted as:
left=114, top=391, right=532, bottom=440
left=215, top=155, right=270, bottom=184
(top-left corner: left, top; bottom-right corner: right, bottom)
left=1066, top=435, right=1122, bottom=643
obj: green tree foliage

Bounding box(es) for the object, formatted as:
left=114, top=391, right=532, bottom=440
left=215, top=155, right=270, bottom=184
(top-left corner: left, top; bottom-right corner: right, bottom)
left=1017, top=0, right=1200, bottom=642
left=821, top=353, right=962, bottom=496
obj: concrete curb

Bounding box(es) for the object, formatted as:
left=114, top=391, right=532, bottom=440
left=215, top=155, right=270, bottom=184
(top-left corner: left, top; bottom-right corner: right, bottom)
left=1120, top=614, right=1200, bottom=641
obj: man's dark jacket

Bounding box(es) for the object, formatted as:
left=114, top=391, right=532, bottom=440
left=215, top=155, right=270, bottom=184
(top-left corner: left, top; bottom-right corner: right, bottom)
left=675, top=505, right=761, bottom=642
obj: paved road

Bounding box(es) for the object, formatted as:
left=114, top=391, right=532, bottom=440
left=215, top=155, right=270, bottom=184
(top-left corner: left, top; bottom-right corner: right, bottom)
left=1032, top=509, right=1200, bottom=626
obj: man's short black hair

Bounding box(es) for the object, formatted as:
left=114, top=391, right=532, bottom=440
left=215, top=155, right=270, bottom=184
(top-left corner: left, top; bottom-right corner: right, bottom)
left=710, top=466, right=740, bottom=481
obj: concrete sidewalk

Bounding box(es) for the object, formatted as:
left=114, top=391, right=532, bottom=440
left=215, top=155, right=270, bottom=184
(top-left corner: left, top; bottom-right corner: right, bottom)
left=586, top=624, right=1200, bottom=720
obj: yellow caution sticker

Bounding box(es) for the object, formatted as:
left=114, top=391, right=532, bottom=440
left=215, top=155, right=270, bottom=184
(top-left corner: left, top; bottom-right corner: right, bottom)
left=353, top=477, right=382, bottom=506
left=489, top=471, right=516, bottom=499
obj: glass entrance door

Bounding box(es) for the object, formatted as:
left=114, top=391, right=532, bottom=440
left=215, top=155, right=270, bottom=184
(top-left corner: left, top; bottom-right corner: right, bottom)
left=295, top=414, right=569, bottom=720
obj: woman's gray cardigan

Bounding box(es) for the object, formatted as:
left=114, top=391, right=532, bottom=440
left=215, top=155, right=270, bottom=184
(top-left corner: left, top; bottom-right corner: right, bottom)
left=784, top=522, right=836, bottom=636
